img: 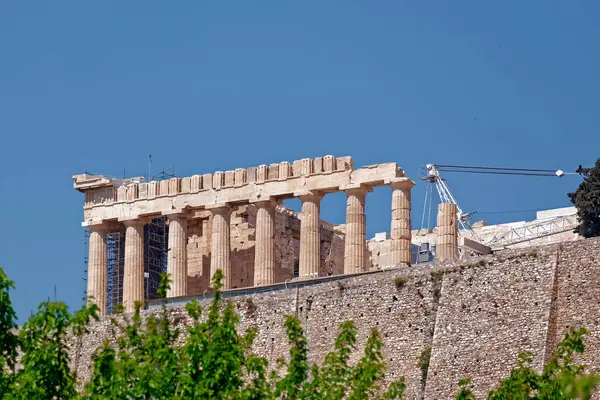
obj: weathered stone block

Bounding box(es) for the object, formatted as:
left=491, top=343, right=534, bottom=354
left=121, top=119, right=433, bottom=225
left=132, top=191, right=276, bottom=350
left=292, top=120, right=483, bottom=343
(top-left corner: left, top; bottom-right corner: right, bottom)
left=314, top=157, right=324, bottom=173
left=117, top=186, right=127, bottom=202
left=138, top=183, right=148, bottom=199
left=213, top=172, right=224, bottom=189
left=247, top=167, right=257, bottom=183
left=181, top=177, right=191, bottom=193
left=224, top=171, right=235, bottom=187
left=159, top=180, right=169, bottom=196
left=202, top=173, right=212, bottom=189
left=257, top=165, right=267, bottom=183
left=323, top=155, right=336, bottom=172
left=267, top=163, right=279, bottom=181
left=169, top=178, right=180, bottom=195
left=279, top=161, right=292, bottom=180
left=190, top=175, right=202, bottom=192
left=234, top=168, right=247, bottom=187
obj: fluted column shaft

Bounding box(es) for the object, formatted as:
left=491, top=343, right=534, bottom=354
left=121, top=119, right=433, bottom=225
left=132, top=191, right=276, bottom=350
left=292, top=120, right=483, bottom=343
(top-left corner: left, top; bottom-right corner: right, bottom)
left=299, top=193, right=323, bottom=279
left=87, top=225, right=108, bottom=315
left=344, top=188, right=368, bottom=274
left=254, top=200, right=276, bottom=286
left=167, top=214, right=188, bottom=297
left=123, top=220, right=145, bottom=312
left=436, top=202, right=459, bottom=261
left=210, top=206, right=232, bottom=289
left=390, top=180, right=414, bottom=266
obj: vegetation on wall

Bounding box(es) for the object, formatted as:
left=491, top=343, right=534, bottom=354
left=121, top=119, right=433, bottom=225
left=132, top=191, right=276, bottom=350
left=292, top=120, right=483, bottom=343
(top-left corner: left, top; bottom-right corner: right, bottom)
left=568, top=158, right=600, bottom=238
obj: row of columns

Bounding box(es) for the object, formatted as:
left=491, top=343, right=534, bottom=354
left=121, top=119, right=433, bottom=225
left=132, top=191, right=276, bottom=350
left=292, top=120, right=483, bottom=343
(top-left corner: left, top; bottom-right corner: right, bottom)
left=87, top=181, right=414, bottom=315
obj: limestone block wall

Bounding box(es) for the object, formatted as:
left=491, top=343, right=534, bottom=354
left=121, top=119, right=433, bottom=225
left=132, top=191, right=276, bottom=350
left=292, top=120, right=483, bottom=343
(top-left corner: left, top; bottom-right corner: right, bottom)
left=423, top=249, right=558, bottom=399
left=545, top=238, right=600, bottom=375
left=69, top=237, right=600, bottom=399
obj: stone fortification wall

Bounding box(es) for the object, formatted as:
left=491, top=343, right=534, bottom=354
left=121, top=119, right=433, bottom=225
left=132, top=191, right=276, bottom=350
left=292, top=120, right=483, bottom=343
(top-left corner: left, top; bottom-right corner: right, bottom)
left=71, top=238, right=600, bottom=399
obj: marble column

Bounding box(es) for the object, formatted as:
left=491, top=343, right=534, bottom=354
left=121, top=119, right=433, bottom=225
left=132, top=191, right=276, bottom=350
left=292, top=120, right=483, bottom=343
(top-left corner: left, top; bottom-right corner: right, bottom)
left=87, top=224, right=108, bottom=315
left=436, top=202, right=459, bottom=261
left=123, top=219, right=145, bottom=312
left=209, top=205, right=232, bottom=289
left=390, top=179, right=415, bottom=266
left=254, top=199, right=276, bottom=286
left=167, top=214, right=188, bottom=297
left=344, top=187, right=368, bottom=274
left=299, top=192, right=323, bottom=279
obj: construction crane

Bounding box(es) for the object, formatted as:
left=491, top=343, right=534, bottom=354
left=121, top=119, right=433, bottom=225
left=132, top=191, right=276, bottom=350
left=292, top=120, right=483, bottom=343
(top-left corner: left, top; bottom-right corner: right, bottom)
left=420, top=164, right=480, bottom=241
left=419, top=163, right=574, bottom=246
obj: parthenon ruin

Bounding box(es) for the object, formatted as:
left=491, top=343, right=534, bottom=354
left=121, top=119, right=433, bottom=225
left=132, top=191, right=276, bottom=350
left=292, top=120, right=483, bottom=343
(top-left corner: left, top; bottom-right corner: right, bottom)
left=74, top=155, right=415, bottom=314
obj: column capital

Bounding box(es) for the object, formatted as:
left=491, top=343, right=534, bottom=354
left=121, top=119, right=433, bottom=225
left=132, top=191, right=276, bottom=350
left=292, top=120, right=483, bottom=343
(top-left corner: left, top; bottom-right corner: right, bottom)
left=161, top=208, right=189, bottom=218
left=250, top=196, right=279, bottom=207
left=340, top=183, right=372, bottom=195
left=86, top=223, right=108, bottom=233
left=387, top=178, right=415, bottom=190
left=294, top=190, right=324, bottom=201
left=206, top=203, right=232, bottom=213
left=82, top=219, right=107, bottom=229
left=120, top=217, right=148, bottom=228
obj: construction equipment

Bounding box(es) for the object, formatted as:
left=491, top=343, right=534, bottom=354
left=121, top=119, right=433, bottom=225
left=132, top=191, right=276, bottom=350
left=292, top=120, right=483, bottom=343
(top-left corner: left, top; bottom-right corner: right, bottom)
left=419, top=163, right=577, bottom=250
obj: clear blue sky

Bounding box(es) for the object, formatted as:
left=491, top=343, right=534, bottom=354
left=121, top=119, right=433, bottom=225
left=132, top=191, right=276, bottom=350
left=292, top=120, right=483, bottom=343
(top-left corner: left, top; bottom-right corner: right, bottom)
left=1, top=1, right=598, bottom=322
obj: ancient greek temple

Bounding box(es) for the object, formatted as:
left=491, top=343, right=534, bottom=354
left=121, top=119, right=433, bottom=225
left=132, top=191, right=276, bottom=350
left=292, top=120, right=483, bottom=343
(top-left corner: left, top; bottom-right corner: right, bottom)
left=73, top=155, right=415, bottom=314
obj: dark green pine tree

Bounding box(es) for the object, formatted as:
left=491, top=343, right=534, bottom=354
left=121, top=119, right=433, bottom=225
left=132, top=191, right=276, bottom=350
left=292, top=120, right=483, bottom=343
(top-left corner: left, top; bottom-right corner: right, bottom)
left=568, top=158, right=600, bottom=238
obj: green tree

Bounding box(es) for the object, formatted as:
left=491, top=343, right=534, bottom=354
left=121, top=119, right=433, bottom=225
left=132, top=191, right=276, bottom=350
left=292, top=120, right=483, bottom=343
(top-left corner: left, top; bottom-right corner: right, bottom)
left=455, top=328, right=599, bottom=399
left=9, top=297, right=98, bottom=399
left=568, top=158, right=600, bottom=238
left=0, top=268, right=18, bottom=397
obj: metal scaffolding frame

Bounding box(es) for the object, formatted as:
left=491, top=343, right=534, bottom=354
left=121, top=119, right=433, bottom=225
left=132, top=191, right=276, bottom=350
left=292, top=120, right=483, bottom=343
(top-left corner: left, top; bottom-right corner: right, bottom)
left=107, top=231, right=125, bottom=314
left=144, top=217, right=169, bottom=301
left=488, top=213, right=578, bottom=250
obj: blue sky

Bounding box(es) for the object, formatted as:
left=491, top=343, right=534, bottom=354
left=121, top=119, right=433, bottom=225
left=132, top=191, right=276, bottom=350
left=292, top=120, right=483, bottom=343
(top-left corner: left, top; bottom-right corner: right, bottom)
left=1, top=1, right=598, bottom=321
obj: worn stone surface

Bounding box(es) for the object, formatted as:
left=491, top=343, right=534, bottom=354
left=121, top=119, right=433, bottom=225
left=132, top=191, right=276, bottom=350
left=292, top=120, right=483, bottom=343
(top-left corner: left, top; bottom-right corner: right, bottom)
left=167, top=214, right=187, bottom=297
left=87, top=226, right=107, bottom=315
left=70, top=238, right=600, bottom=399
left=436, top=203, right=458, bottom=262
left=122, top=220, right=144, bottom=312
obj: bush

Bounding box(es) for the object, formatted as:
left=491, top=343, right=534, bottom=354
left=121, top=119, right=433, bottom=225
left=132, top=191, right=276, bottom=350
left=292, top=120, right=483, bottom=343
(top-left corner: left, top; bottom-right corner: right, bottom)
left=394, top=276, right=408, bottom=288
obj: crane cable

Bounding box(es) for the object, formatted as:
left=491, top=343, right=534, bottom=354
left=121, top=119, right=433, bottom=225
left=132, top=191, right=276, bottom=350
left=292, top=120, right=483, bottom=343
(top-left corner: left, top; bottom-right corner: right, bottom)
left=433, top=164, right=578, bottom=177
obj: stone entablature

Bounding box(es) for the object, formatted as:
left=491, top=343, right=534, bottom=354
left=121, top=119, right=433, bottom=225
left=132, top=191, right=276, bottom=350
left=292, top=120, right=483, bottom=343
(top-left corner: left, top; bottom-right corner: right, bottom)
left=73, top=155, right=415, bottom=315
left=73, top=155, right=407, bottom=223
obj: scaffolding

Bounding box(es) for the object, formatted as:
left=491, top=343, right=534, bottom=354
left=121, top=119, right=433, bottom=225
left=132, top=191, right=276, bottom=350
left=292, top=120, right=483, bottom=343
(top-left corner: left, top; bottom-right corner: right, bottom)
left=107, top=231, right=125, bottom=314
left=144, top=217, right=169, bottom=301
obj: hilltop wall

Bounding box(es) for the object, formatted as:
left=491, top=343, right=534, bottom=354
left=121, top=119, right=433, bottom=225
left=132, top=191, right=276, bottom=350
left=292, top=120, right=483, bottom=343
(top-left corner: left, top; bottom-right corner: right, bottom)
left=71, top=238, right=600, bottom=399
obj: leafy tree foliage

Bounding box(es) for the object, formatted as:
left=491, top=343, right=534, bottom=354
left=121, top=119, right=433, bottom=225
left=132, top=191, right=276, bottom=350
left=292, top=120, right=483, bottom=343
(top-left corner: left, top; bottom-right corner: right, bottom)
left=455, top=328, right=599, bottom=399
left=568, top=158, right=600, bottom=238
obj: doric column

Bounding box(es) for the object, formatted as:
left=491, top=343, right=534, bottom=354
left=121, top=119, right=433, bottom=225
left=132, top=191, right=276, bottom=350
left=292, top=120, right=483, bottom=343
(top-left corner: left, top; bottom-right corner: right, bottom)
left=436, top=202, right=459, bottom=262
left=253, top=199, right=276, bottom=286
left=87, top=224, right=108, bottom=315
left=298, top=192, right=323, bottom=279
left=343, top=185, right=369, bottom=274
left=209, top=205, right=232, bottom=289
left=123, top=219, right=145, bottom=312
left=390, top=179, right=415, bottom=266
left=166, top=213, right=188, bottom=297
